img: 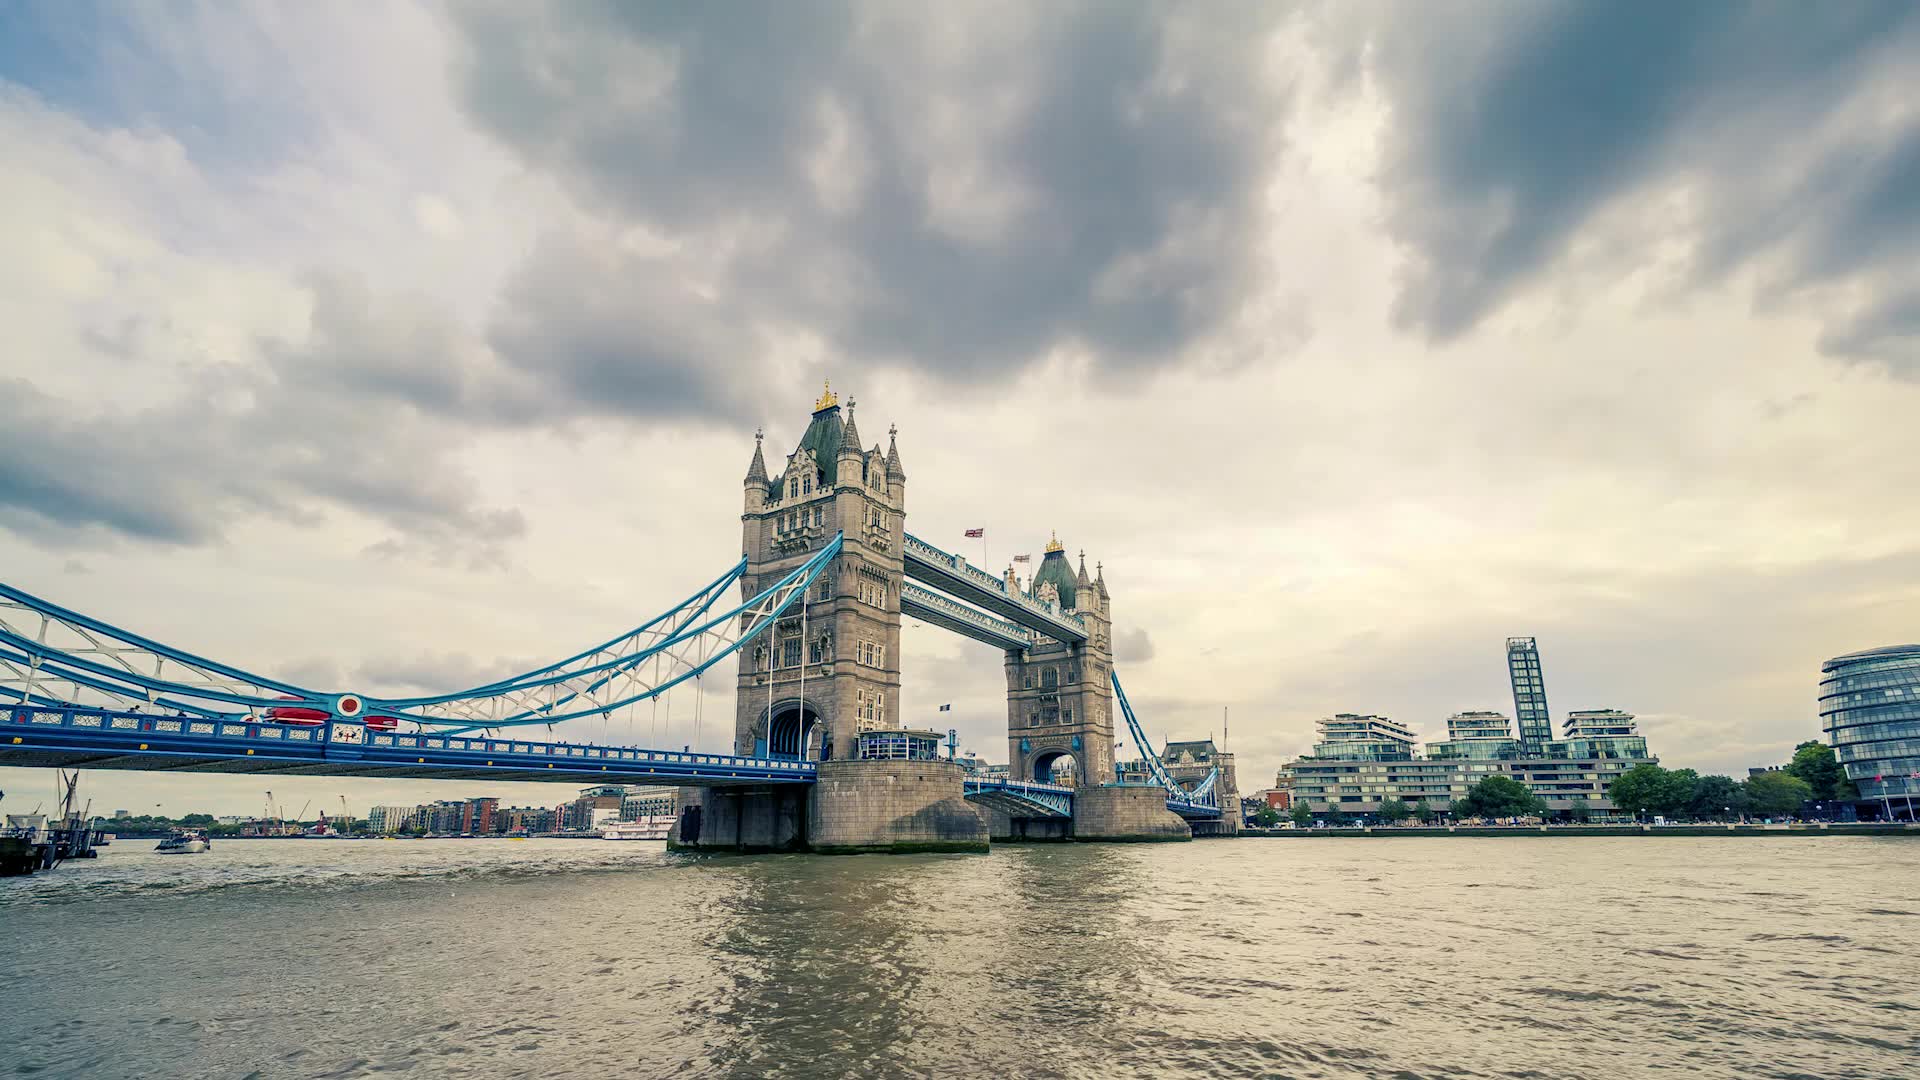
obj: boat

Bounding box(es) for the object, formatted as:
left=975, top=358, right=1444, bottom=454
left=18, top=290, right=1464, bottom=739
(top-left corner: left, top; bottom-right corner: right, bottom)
left=154, top=829, right=210, bottom=854
left=600, top=815, right=675, bottom=841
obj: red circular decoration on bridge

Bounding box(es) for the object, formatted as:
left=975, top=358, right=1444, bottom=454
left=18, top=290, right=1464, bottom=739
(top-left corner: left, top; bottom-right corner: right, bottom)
left=334, top=694, right=364, bottom=717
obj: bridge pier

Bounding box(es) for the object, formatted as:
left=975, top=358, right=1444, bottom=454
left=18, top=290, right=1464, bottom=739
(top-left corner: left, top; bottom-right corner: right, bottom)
left=1071, top=785, right=1192, bottom=842
left=809, top=759, right=989, bottom=854
left=668, top=785, right=809, bottom=854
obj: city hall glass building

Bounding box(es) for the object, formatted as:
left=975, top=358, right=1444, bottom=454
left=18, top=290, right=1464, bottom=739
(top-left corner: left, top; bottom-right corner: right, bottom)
left=1820, top=645, right=1920, bottom=812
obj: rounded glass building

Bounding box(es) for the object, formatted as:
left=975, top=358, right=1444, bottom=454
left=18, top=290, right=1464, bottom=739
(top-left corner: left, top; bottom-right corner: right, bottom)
left=1820, top=645, right=1920, bottom=815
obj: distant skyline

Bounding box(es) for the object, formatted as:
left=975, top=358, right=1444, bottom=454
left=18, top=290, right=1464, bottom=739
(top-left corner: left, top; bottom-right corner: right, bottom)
left=4, top=3, right=1919, bottom=814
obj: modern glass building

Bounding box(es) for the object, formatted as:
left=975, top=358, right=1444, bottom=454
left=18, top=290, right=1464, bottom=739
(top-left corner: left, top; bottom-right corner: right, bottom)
left=1427, top=710, right=1519, bottom=760
left=1507, top=637, right=1552, bottom=754
left=1820, top=645, right=1920, bottom=815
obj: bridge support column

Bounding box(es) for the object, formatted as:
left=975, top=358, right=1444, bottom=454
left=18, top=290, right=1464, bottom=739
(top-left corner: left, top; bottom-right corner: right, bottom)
left=1071, top=785, right=1191, bottom=843
left=668, top=786, right=809, bottom=854
left=808, top=759, right=988, bottom=854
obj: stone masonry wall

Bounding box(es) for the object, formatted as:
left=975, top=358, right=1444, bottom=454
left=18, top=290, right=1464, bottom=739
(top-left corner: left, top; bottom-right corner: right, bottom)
left=808, top=759, right=989, bottom=853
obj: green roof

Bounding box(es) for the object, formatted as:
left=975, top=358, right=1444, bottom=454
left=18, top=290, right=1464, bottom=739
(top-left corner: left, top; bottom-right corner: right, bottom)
left=785, top=405, right=845, bottom=487
left=1031, top=549, right=1078, bottom=610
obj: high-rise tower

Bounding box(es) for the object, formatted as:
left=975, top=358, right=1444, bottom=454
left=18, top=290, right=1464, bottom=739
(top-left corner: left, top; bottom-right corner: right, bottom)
left=736, top=383, right=905, bottom=762
left=1507, top=636, right=1552, bottom=754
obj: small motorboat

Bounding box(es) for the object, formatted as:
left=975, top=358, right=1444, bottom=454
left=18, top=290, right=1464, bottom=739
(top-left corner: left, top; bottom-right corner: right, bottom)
left=154, top=829, right=210, bottom=854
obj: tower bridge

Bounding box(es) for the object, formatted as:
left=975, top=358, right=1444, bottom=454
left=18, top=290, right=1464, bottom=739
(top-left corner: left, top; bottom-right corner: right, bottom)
left=1, top=384, right=1234, bottom=852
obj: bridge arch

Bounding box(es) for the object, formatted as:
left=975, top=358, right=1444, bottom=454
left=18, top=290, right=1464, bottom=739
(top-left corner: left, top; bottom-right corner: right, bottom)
left=1028, top=747, right=1079, bottom=787
left=762, top=698, right=825, bottom=761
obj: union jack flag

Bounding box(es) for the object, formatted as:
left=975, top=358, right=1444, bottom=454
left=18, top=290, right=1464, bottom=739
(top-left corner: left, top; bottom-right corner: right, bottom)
left=964, top=528, right=984, bottom=538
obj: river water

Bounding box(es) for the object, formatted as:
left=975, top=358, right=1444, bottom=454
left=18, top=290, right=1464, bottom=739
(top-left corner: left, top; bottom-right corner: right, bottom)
left=2, top=836, right=1917, bottom=1079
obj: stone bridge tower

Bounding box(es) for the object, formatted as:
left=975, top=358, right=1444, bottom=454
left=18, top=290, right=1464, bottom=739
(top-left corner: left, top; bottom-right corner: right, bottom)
left=736, top=383, right=906, bottom=762
left=1005, top=537, right=1115, bottom=786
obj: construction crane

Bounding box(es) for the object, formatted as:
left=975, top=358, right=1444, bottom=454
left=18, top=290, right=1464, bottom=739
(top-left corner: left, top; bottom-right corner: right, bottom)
left=295, top=799, right=311, bottom=827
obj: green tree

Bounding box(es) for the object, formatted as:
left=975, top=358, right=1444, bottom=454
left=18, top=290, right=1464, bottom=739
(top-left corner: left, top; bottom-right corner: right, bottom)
left=1686, top=774, right=1751, bottom=821
left=1607, top=764, right=1695, bottom=819
left=1326, top=808, right=1352, bottom=827
left=1411, top=799, right=1437, bottom=824
left=1745, top=771, right=1813, bottom=817
left=1252, top=805, right=1282, bottom=828
left=1290, top=804, right=1313, bottom=827
left=1567, top=798, right=1593, bottom=824
left=1377, top=797, right=1413, bottom=824
left=177, top=813, right=216, bottom=827
left=1457, top=775, right=1548, bottom=820
left=1448, top=798, right=1472, bottom=820
left=1785, top=741, right=1854, bottom=801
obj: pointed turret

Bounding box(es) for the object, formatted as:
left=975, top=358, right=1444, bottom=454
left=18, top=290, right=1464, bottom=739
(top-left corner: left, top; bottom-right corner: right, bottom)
left=840, top=397, right=863, bottom=452
left=837, top=397, right=865, bottom=489
left=885, top=423, right=906, bottom=479
left=1095, top=560, right=1109, bottom=600
left=743, top=428, right=770, bottom=511
left=745, top=428, right=769, bottom=484
left=1077, top=549, right=1092, bottom=587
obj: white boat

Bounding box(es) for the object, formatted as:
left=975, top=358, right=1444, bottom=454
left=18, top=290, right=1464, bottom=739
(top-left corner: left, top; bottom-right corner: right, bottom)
left=154, top=830, right=209, bottom=854
left=600, top=815, right=675, bottom=841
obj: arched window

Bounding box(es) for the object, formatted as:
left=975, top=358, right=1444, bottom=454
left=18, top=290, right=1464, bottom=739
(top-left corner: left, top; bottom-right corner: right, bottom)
left=788, top=477, right=799, bottom=499
left=1041, top=668, right=1058, bottom=690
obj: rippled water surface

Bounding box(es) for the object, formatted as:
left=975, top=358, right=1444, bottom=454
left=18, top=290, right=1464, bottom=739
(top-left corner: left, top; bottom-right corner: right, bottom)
left=3, top=836, right=1918, bottom=1079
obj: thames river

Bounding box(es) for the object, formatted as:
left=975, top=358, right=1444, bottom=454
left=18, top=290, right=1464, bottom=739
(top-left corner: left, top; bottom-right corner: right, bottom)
left=3, top=837, right=1917, bottom=1079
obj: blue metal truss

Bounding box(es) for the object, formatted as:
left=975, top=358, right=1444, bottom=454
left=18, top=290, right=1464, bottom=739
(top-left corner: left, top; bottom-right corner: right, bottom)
left=1110, top=670, right=1222, bottom=819
left=0, top=704, right=816, bottom=786
left=0, top=536, right=844, bottom=732
left=962, top=776, right=1074, bottom=817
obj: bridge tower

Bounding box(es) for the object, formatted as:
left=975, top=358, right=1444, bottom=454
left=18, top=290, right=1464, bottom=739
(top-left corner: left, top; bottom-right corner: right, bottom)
left=736, top=382, right=905, bottom=762
left=1005, top=539, right=1115, bottom=786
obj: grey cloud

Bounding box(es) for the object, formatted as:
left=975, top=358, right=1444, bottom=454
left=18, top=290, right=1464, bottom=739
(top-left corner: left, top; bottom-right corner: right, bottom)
left=485, top=226, right=759, bottom=425
left=1359, top=3, right=1920, bottom=358
left=0, top=277, right=527, bottom=561
left=451, top=1, right=1293, bottom=385
left=1113, top=626, right=1155, bottom=664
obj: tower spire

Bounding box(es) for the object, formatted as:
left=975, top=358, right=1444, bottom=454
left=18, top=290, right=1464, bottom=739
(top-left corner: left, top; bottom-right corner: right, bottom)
left=745, top=427, right=768, bottom=483
left=840, top=396, right=862, bottom=451
left=885, top=423, right=905, bottom=478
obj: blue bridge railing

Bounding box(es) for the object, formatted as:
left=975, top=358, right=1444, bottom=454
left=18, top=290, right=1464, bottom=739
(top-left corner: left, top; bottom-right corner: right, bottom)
left=1, top=706, right=816, bottom=785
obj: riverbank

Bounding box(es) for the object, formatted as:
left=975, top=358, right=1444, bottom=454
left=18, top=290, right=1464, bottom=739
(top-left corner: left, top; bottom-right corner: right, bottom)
left=1248, top=822, right=1920, bottom=837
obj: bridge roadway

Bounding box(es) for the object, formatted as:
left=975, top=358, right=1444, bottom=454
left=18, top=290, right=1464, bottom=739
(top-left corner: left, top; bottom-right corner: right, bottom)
left=1, top=706, right=1221, bottom=818
left=902, top=533, right=1086, bottom=645
left=1, top=705, right=816, bottom=787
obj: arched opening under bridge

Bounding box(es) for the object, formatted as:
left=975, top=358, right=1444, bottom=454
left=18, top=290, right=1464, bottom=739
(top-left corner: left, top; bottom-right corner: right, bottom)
left=766, top=701, right=824, bottom=761
left=1029, top=749, right=1079, bottom=787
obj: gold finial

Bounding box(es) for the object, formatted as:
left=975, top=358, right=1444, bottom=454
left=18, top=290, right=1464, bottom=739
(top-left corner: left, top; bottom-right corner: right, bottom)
left=1045, top=530, right=1063, bottom=553
left=813, top=379, right=838, bottom=412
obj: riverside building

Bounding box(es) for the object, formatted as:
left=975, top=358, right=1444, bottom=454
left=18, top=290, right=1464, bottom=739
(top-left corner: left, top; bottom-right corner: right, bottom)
left=1288, top=639, right=1659, bottom=819
left=1820, top=645, right=1920, bottom=819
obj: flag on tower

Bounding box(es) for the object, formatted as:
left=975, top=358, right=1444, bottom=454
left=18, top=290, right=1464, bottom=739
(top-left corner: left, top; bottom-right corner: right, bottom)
left=964, top=528, right=984, bottom=538
left=1012, top=554, right=1031, bottom=563
left=938, top=703, right=952, bottom=712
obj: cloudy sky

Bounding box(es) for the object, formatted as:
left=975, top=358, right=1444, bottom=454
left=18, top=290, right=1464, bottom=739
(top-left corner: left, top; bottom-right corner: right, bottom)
left=3, top=2, right=1918, bottom=816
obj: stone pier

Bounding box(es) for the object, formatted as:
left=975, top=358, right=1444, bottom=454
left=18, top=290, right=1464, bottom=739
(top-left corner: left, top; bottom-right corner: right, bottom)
left=1070, top=784, right=1192, bottom=842
left=809, top=759, right=989, bottom=854
left=668, top=785, right=810, bottom=853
